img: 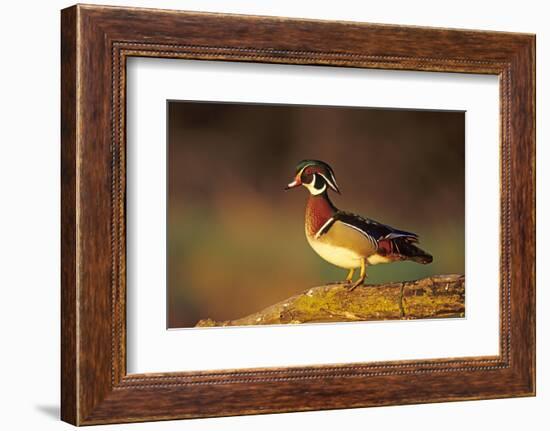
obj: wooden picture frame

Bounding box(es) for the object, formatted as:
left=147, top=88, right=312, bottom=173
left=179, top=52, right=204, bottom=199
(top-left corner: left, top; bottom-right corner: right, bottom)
left=61, top=4, right=535, bottom=425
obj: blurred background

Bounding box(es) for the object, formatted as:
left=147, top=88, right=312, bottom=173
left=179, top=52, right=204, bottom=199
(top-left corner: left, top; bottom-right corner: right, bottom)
left=168, top=101, right=465, bottom=328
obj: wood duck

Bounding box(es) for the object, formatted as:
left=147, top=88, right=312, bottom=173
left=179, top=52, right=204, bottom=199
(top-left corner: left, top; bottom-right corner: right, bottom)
left=285, top=160, right=433, bottom=290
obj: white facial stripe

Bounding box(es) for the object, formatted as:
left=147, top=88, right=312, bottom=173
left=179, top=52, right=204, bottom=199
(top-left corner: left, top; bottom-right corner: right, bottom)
left=329, top=171, right=340, bottom=190
left=318, top=173, right=338, bottom=192
left=303, top=173, right=326, bottom=195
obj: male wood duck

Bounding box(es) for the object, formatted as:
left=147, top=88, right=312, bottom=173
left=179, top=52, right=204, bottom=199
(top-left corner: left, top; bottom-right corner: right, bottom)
left=285, top=160, right=433, bottom=290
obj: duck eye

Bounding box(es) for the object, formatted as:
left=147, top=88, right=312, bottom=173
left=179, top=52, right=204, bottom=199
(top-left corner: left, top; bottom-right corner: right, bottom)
left=301, top=172, right=313, bottom=184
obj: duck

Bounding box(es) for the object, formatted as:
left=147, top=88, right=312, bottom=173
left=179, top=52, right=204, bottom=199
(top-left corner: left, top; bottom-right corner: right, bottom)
left=285, top=160, right=433, bottom=290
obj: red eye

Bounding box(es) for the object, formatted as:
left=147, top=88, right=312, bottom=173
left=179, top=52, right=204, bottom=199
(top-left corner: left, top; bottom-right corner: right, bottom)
left=302, top=166, right=321, bottom=183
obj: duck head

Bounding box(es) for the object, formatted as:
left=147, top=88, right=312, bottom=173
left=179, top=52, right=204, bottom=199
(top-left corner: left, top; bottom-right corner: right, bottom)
left=285, top=160, right=340, bottom=195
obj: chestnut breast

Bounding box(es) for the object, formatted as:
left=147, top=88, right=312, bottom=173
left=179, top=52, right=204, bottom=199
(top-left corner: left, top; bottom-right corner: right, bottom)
left=305, top=195, right=336, bottom=237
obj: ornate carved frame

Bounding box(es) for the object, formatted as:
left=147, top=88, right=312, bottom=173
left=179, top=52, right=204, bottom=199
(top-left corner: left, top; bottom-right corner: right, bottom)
left=61, top=4, right=535, bottom=425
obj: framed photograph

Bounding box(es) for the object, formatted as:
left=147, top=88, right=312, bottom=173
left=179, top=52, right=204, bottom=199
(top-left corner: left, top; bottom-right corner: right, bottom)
left=163, top=101, right=465, bottom=330
left=61, top=4, right=535, bottom=425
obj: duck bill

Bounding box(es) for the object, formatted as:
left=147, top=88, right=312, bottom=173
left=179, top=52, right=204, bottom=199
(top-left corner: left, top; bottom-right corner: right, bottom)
left=285, top=177, right=301, bottom=190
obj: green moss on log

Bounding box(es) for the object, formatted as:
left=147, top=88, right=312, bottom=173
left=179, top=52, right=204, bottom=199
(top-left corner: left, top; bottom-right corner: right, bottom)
left=195, top=274, right=465, bottom=327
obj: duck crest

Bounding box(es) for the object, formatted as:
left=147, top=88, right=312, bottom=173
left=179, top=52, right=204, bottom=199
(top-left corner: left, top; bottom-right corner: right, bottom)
left=305, top=193, right=337, bottom=237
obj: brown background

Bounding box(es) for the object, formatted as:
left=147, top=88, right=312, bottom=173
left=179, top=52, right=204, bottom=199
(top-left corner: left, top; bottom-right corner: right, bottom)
left=168, top=101, right=465, bottom=328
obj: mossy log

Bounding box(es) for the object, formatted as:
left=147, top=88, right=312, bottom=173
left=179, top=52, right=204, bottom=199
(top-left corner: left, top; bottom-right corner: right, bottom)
left=196, top=274, right=465, bottom=327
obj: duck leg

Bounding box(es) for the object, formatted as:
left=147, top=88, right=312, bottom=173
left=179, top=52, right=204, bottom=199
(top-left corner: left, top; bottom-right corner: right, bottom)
left=345, top=268, right=355, bottom=285
left=349, top=258, right=367, bottom=291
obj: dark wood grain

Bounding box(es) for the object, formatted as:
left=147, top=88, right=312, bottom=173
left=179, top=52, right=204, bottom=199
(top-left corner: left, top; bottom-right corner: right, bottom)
left=61, top=4, right=535, bottom=425
left=60, top=6, right=77, bottom=425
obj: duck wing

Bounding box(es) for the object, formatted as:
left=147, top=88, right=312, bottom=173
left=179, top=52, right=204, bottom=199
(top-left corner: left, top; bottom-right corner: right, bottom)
left=322, top=211, right=418, bottom=243
left=316, top=210, right=431, bottom=264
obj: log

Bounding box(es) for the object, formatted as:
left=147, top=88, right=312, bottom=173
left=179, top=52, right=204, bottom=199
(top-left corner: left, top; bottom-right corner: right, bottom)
left=195, top=274, right=465, bottom=327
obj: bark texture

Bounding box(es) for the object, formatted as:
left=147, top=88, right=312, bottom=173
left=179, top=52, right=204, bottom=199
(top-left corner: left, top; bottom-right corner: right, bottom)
left=196, top=274, right=465, bottom=327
